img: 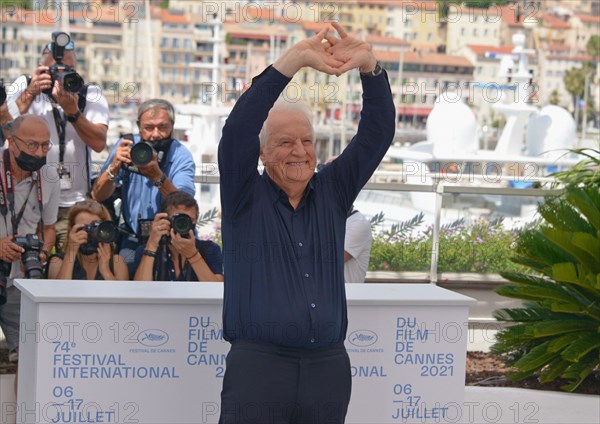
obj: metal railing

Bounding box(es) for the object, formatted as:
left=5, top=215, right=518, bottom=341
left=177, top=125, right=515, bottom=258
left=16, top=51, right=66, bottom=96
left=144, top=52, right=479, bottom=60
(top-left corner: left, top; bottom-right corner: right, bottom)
left=192, top=170, right=562, bottom=284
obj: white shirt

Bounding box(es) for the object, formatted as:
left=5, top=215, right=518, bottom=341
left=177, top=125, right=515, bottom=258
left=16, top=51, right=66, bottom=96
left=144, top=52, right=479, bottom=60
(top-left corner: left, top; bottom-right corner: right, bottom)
left=344, top=210, right=372, bottom=284
left=9, top=76, right=109, bottom=207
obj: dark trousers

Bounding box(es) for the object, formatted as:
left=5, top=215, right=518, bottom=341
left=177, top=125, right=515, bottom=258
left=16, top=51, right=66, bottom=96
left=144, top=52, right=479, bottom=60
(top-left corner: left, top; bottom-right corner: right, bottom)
left=219, top=341, right=352, bottom=424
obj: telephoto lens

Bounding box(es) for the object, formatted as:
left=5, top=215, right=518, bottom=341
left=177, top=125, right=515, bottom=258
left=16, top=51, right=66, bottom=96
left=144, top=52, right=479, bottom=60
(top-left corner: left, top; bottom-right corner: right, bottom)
left=12, top=234, right=44, bottom=279
left=82, top=221, right=119, bottom=243
left=22, top=250, right=44, bottom=279
left=130, top=142, right=154, bottom=167
left=60, top=71, right=84, bottom=93
left=95, top=221, right=119, bottom=243
left=170, top=213, right=194, bottom=238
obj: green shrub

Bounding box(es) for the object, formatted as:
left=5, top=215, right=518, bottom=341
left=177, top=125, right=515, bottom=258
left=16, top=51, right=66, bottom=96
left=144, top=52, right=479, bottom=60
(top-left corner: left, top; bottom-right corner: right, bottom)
left=369, top=216, right=525, bottom=274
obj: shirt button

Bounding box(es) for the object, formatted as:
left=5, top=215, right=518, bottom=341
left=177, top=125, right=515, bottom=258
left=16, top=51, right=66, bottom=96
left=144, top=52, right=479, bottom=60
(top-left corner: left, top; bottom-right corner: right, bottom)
left=304, top=273, right=309, bottom=278
left=310, top=303, right=316, bottom=308
left=298, top=242, right=303, bottom=247
left=310, top=338, right=315, bottom=343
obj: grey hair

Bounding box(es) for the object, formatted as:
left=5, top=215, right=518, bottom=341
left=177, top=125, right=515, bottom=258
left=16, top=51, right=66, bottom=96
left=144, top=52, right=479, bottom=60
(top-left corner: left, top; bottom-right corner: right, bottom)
left=259, top=97, right=314, bottom=148
left=137, top=99, right=175, bottom=124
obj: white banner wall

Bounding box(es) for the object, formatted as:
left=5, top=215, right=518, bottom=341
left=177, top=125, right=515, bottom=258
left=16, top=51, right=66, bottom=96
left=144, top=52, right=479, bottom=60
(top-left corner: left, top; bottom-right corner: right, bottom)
left=14, top=280, right=474, bottom=424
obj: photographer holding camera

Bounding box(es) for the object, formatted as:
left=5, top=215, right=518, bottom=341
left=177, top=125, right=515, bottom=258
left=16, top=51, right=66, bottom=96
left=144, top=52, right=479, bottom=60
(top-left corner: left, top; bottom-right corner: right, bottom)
left=93, top=99, right=195, bottom=277
left=133, top=191, right=222, bottom=282
left=7, top=32, right=108, bottom=250
left=47, top=199, right=128, bottom=281
left=0, top=115, right=60, bottom=362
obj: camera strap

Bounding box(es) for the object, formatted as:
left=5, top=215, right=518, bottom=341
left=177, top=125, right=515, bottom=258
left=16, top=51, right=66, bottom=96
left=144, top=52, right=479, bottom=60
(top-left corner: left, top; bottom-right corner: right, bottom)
left=49, top=103, right=67, bottom=172
left=155, top=245, right=192, bottom=282
left=49, top=93, right=91, bottom=190
left=1, top=149, right=44, bottom=238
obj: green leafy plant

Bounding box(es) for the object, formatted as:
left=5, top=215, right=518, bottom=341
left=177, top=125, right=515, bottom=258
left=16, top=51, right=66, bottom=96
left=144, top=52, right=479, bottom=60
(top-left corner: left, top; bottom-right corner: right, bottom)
left=492, top=149, right=600, bottom=391
left=197, top=207, right=219, bottom=228
left=369, top=214, right=524, bottom=273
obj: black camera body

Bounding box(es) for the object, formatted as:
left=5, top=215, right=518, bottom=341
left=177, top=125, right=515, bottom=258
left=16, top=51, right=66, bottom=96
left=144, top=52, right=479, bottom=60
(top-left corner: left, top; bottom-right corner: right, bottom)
left=170, top=213, right=194, bottom=238
left=0, top=234, right=43, bottom=304
left=47, top=63, right=84, bottom=94
left=81, top=221, right=119, bottom=244
left=13, top=234, right=44, bottom=280
left=45, top=32, right=84, bottom=94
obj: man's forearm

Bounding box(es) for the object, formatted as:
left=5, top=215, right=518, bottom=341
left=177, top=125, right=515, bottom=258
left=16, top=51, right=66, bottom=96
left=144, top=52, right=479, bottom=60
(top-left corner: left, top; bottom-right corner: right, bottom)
left=189, top=253, right=223, bottom=282
left=272, top=47, right=304, bottom=78
left=0, top=104, right=12, bottom=125
left=42, top=224, right=56, bottom=254
left=134, top=254, right=155, bottom=281
left=16, top=90, right=36, bottom=115
left=70, top=118, right=107, bottom=152
left=92, top=170, right=117, bottom=201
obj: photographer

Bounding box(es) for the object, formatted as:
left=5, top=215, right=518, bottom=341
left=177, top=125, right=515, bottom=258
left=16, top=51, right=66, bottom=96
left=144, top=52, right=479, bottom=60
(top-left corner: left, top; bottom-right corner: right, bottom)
left=133, top=191, right=222, bottom=282
left=7, top=32, right=108, bottom=250
left=47, top=199, right=128, bottom=281
left=92, top=99, right=195, bottom=276
left=0, top=115, right=60, bottom=362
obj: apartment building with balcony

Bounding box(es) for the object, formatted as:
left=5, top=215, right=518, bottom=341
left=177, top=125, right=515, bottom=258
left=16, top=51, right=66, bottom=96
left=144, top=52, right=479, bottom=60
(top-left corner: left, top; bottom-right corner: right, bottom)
left=570, top=13, right=600, bottom=54
left=538, top=48, right=593, bottom=111
left=384, top=1, right=444, bottom=51
left=445, top=6, right=503, bottom=55
left=376, top=50, right=475, bottom=127
left=532, top=12, right=572, bottom=51
left=299, top=0, right=387, bottom=35
left=155, top=8, right=195, bottom=102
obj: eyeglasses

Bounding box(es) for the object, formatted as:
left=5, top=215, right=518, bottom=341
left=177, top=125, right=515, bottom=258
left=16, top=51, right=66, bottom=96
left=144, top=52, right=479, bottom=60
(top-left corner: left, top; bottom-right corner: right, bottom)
left=12, top=135, right=53, bottom=153
left=141, top=124, right=172, bottom=133
left=45, top=41, right=75, bottom=52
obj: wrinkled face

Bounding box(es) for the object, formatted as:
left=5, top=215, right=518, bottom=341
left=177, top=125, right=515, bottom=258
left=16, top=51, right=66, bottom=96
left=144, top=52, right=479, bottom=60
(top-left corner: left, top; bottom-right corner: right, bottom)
left=9, top=118, right=51, bottom=159
left=259, top=110, right=316, bottom=192
left=138, top=108, right=173, bottom=142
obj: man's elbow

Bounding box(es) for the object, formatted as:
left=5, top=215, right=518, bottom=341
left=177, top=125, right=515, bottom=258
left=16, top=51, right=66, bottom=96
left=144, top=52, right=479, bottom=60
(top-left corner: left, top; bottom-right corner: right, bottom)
left=91, top=185, right=108, bottom=202
left=344, top=251, right=353, bottom=263
left=91, top=126, right=108, bottom=152
left=91, top=142, right=106, bottom=153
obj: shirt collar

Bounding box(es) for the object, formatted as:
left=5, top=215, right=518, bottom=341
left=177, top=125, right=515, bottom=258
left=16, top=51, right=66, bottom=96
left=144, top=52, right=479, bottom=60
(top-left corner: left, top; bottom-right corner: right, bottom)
left=262, top=171, right=316, bottom=209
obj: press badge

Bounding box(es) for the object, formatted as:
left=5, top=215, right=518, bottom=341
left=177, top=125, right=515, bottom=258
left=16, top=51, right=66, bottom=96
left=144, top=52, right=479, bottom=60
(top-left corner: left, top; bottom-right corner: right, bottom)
left=59, top=171, right=72, bottom=190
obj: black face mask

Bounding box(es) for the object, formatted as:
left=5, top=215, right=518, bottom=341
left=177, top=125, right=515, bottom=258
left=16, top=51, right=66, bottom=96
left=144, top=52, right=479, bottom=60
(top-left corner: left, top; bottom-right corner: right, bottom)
left=145, top=136, right=172, bottom=154
left=15, top=151, right=46, bottom=172
left=79, top=239, right=99, bottom=256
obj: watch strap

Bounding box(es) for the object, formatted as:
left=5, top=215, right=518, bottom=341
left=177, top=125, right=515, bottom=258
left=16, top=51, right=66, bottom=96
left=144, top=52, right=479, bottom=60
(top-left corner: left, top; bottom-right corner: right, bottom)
left=66, top=110, right=81, bottom=123
left=360, top=61, right=383, bottom=78
left=153, top=173, right=167, bottom=188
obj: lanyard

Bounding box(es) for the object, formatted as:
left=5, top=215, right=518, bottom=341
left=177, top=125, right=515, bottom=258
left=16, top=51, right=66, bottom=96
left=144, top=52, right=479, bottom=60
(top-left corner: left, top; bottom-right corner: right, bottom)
left=49, top=99, right=91, bottom=189
left=0, top=149, right=45, bottom=238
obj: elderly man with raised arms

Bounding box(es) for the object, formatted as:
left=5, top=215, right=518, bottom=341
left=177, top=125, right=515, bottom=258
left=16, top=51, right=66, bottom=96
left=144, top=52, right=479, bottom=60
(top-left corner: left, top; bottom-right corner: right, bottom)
left=217, top=23, right=395, bottom=424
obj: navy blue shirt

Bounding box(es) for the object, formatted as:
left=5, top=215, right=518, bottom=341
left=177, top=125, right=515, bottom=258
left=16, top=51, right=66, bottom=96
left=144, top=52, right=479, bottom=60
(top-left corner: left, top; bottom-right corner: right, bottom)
left=218, top=66, right=395, bottom=349
left=133, top=239, right=223, bottom=281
